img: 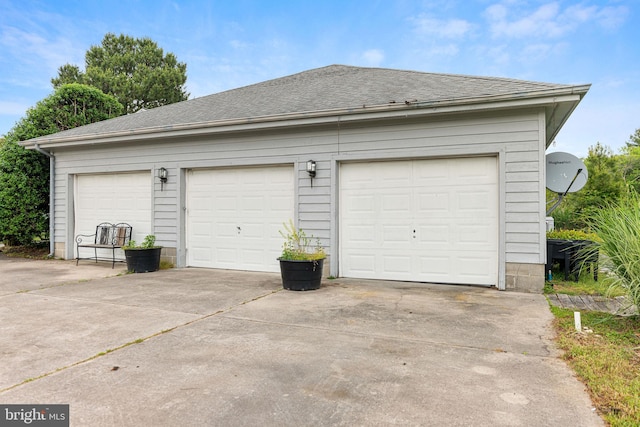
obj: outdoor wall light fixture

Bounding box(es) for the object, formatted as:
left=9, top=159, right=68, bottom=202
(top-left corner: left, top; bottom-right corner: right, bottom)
left=306, top=160, right=316, bottom=177
left=158, top=167, right=168, bottom=191
left=306, top=160, right=316, bottom=187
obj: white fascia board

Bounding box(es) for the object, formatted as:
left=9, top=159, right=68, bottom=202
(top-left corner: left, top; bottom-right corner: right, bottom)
left=23, top=87, right=589, bottom=150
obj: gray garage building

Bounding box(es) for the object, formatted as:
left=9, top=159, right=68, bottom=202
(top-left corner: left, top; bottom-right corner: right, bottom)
left=23, top=65, right=590, bottom=292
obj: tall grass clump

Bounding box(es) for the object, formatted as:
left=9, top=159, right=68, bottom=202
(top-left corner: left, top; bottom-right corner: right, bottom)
left=587, top=192, right=640, bottom=309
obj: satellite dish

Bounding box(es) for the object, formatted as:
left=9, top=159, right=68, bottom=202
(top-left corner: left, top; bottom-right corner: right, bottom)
left=546, top=152, right=588, bottom=193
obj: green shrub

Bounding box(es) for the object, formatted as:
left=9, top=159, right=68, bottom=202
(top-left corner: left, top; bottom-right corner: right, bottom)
left=0, top=140, right=49, bottom=246
left=550, top=203, right=585, bottom=230
left=546, top=229, right=601, bottom=242
left=123, top=235, right=158, bottom=249
left=279, top=220, right=325, bottom=261
left=587, top=192, right=640, bottom=308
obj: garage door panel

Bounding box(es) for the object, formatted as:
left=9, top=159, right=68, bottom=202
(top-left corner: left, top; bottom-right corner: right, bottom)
left=417, top=192, right=450, bottom=213
left=241, top=196, right=264, bottom=214
left=343, top=224, right=377, bottom=246
left=271, top=195, right=295, bottom=212
left=382, top=225, right=412, bottom=244
left=191, top=221, right=212, bottom=236
left=215, top=248, right=237, bottom=267
left=240, top=248, right=268, bottom=266
left=417, top=225, right=450, bottom=245
left=414, top=170, right=449, bottom=186
left=457, top=191, right=492, bottom=211
left=418, top=256, right=451, bottom=276
left=215, top=223, right=237, bottom=238
left=345, top=254, right=376, bottom=275
left=343, top=194, right=375, bottom=214
left=191, top=248, right=212, bottom=262
left=458, top=225, right=492, bottom=244
left=381, top=193, right=412, bottom=214
left=75, top=173, right=152, bottom=258
left=242, top=223, right=265, bottom=238
left=340, top=158, right=497, bottom=286
left=187, top=166, right=293, bottom=272
left=382, top=256, right=411, bottom=274
left=215, top=196, right=237, bottom=211
left=457, top=255, right=495, bottom=282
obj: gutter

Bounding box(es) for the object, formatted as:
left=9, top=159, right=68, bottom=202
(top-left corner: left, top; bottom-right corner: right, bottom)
left=33, top=144, right=54, bottom=258
left=22, top=84, right=591, bottom=150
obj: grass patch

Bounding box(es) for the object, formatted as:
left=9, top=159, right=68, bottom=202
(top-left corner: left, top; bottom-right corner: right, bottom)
left=546, top=262, right=640, bottom=425
left=551, top=306, right=640, bottom=426
left=159, top=260, right=174, bottom=270
left=545, top=270, right=625, bottom=297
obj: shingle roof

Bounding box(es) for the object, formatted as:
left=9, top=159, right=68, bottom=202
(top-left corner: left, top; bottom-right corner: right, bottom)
left=27, top=64, right=587, bottom=143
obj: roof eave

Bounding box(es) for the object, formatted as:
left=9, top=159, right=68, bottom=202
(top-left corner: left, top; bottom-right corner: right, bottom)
left=22, top=85, right=591, bottom=150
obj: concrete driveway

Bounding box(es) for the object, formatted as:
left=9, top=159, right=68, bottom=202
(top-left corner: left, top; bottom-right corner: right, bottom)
left=0, top=255, right=603, bottom=426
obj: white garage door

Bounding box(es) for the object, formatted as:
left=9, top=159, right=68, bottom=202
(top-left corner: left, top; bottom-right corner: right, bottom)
left=340, top=157, right=498, bottom=286
left=186, top=166, right=294, bottom=272
left=74, top=172, right=152, bottom=256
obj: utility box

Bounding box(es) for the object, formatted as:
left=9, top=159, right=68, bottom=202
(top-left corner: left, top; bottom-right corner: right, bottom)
left=545, top=217, right=555, bottom=232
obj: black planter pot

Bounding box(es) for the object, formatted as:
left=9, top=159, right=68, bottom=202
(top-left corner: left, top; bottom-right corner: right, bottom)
left=125, top=247, right=162, bottom=273
left=278, top=258, right=324, bottom=291
left=546, top=239, right=598, bottom=281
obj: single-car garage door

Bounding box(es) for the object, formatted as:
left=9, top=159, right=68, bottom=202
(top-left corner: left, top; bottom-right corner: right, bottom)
left=186, top=165, right=294, bottom=272
left=340, top=157, right=498, bottom=286
left=74, top=172, right=152, bottom=256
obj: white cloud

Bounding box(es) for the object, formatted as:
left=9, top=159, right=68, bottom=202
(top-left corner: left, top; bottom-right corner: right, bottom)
left=519, top=41, right=568, bottom=63
left=486, top=2, right=563, bottom=38
left=0, top=26, right=84, bottom=75
left=484, top=1, right=627, bottom=40
left=361, top=49, right=384, bottom=66
left=595, top=5, right=629, bottom=30
left=229, top=39, right=250, bottom=49
left=427, top=43, right=459, bottom=57
left=484, top=2, right=628, bottom=38
left=483, top=44, right=510, bottom=65
left=411, top=14, right=474, bottom=39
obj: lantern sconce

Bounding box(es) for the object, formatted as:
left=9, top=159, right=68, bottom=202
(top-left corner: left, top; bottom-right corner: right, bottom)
left=306, top=160, right=316, bottom=187
left=158, top=167, right=168, bottom=191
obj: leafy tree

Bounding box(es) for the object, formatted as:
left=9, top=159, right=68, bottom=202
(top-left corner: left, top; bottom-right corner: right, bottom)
left=51, top=64, right=85, bottom=87
left=551, top=143, right=624, bottom=230
left=52, top=33, right=189, bottom=114
left=0, top=84, right=123, bottom=246
left=0, top=140, right=49, bottom=246
left=579, top=143, right=625, bottom=208
left=624, top=128, right=640, bottom=148
left=618, top=145, right=640, bottom=193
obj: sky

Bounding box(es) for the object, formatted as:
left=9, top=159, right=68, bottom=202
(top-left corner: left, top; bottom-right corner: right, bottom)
left=0, top=0, right=637, bottom=157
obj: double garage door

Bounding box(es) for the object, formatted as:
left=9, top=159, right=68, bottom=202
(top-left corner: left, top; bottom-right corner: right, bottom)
left=340, top=157, right=498, bottom=286
left=185, top=158, right=497, bottom=286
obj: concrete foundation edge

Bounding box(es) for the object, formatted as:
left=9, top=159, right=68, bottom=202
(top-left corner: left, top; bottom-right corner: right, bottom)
left=506, top=262, right=545, bottom=293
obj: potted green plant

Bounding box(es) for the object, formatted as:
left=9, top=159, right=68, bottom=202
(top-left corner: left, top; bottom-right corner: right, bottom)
left=277, top=220, right=326, bottom=291
left=123, top=235, right=162, bottom=273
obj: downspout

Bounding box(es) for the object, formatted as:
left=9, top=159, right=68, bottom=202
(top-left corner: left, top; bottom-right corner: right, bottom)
left=34, top=144, right=54, bottom=257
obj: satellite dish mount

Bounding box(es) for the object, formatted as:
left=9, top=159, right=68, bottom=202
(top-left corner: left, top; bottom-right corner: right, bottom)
left=545, top=152, right=588, bottom=216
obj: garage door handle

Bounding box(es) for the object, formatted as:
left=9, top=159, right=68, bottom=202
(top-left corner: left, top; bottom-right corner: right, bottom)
left=237, top=226, right=241, bottom=234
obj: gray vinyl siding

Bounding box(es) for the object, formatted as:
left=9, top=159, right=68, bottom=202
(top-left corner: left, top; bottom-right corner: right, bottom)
left=51, top=107, right=545, bottom=268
